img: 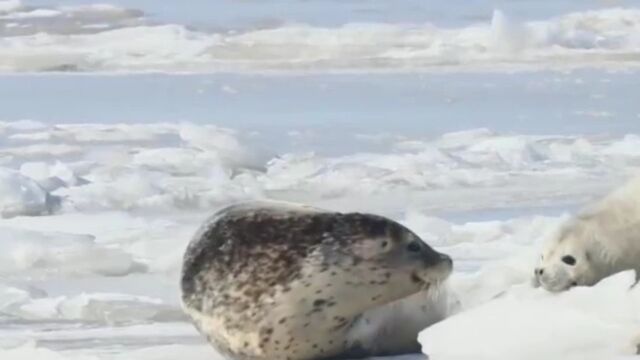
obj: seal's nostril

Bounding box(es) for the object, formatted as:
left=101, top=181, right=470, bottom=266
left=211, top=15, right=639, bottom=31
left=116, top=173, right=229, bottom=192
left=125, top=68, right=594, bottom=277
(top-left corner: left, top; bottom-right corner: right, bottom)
left=439, top=253, right=452, bottom=265
left=535, top=268, right=544, bottom=276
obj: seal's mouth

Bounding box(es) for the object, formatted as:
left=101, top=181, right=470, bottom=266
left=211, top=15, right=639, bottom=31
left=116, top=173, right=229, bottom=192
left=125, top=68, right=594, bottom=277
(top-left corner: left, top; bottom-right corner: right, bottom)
left=539, top=278, right=579, bottom=293
left=411, top=272, right=425, bottom=284
left=411, top=272, right=433, bottom=292
left=410, top=253, right=453, bottom=288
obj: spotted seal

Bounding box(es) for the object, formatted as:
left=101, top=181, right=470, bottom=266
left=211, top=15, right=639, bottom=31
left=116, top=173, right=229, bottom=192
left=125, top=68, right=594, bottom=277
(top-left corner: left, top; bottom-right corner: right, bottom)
left=181, top=200, right=453, bottom=360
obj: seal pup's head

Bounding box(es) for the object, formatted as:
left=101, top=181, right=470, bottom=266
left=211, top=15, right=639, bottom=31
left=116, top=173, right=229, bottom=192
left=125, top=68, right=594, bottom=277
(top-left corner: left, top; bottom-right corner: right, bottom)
left=533, top=213, right=630, bottom=292
left=533, top=220, right=600, bottom=292
left=534, top=177, right=640, bottom=292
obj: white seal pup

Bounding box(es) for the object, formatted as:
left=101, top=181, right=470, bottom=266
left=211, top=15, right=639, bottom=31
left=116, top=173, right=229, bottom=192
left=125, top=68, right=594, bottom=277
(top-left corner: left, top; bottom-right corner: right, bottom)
left=534, top=177, right=640, bottom=292
left=181, top=200, right=453, bottom=360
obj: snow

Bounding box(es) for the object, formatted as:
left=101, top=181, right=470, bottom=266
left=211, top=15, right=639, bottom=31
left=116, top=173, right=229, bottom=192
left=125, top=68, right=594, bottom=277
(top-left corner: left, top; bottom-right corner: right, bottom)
left=604, top=134, right=640, bottom=156
left=0, top=77, right=638, bottom=357
left=2, top=4, right=640, bottom=72
left=1, top=1, right=640, bottom=359
left=2, top=121, right=638, bottom=214
left=0, top=114, right=637, bottom=359
left=0, top=227, right=143, bottom=276
left=0, top=168, right=53, bottom=218
left=0, top=0, right=20, bottom=13
left=420, top=272, right=640, bottom=360
left=3, top=290, right=184, bottom=324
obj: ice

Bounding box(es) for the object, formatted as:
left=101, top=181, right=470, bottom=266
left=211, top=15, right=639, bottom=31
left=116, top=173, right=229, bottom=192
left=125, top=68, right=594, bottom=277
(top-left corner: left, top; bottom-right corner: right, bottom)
left=0, top=168, right=54, bottom=218
left=0, top=119, right=47, bottom=131
left=8, top=291, right=184, bottom=324
left=419, top=271, right=640, bottom=360
left=1, top=5, right=640, bottom=72
left=20, top=161, right=83, bottom=191
left=1, top=3, right=639, bottom=358
left=0, top=344, right=224, bottom=360
left=604, top=134, right=640, bottom=156
left=0, top=346, right=81, bottom=360
left=490, top=9, right=530, bottom=55
left=0, top=284, right=45, bottom=309
left=3, top=121, right=637, bottom=214
left=0, top=114, right=637, bottom=359
left=109, top=345, right=222, bottom=360
left=1, top=121, right=637, bottom=284
left=0, top=227, right=143, bottom=277
left=0, top=0, right=20, bottom=14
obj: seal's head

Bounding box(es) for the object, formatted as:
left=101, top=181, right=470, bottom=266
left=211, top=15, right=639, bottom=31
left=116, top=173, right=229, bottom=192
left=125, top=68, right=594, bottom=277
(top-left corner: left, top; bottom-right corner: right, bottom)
left=335, top=212, right=452, bottom=291
left=533, top=218, right=605, bottom=292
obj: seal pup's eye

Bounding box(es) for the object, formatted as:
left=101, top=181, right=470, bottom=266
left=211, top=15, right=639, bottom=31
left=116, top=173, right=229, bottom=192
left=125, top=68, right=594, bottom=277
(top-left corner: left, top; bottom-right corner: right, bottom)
left=381, top=240, right=389, bottom=248
left=562, top=255, right=576, bottom=266
left=407, top=241, right=421, bottom=253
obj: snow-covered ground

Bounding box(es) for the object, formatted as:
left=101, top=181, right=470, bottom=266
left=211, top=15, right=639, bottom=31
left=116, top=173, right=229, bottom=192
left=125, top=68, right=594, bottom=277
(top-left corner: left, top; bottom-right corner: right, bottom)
left=1, top=0, right=640, bottom=359
left=1, top=0, right=640, bottom=72
left=1, top=119, right=639, bottom=360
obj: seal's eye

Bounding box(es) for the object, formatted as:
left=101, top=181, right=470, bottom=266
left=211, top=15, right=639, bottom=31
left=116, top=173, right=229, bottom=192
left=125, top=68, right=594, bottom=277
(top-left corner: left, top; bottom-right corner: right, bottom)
left=562, top=255, right=576, bottom=266
left=407, top=241, right=421, bottom=253
left=381, top=240, right=388, bottom=248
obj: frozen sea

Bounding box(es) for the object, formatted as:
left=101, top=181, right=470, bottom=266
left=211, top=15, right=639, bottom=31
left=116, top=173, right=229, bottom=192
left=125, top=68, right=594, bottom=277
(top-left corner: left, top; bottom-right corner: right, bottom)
left=1, top=0, right=640, bottom=359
